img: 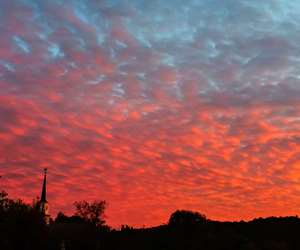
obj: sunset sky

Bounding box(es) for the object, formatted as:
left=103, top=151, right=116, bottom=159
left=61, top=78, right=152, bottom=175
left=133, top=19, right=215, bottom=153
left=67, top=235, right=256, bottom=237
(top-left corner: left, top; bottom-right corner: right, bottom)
left=1, top=0, right=300, bottom=227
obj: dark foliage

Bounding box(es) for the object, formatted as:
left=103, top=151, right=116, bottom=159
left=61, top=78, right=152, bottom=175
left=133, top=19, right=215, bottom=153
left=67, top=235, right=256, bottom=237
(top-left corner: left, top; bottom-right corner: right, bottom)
left=73, top=200, right=106, bottom=227
left=54, top=211, right=86, bottom=224
left=2, top=190, right=300, bottom=250
left=0, top=191, right=48, bottom=250
left=168, top=209, right=207, bottom=228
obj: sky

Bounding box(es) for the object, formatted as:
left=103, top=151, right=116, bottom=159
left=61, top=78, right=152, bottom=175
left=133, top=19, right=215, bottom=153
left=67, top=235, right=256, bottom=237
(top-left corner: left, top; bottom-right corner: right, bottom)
left=1, top=0, right=300, bottom=228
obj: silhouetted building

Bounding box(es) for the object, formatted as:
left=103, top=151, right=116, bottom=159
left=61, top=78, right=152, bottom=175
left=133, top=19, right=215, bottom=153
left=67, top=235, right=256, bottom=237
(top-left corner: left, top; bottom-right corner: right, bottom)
left=38, top=168, right=50, bottom=224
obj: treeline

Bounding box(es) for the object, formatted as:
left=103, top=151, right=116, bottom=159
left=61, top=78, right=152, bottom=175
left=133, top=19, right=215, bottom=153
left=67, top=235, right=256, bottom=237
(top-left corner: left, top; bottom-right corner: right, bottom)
left=0, top=191, right=48, bottom=249
left=1, top=191, right=300, bottom=250
left=106, top=212, right=300, bottom=250
left=0, top=191, right=109, bottom=250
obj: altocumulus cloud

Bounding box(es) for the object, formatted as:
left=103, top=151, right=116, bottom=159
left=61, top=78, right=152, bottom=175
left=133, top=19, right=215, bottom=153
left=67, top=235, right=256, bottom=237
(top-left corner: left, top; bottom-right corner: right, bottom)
left=0, top=0, right=300, bottom=227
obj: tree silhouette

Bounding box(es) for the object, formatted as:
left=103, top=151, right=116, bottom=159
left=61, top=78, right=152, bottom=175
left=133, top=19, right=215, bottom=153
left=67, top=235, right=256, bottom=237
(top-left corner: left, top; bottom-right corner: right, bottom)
left=73, top=200, right=106, bottom=227
left=54, top=211, right=86, bottom=224
left=0, top=191, right=47, bottom=250
left=3, top=190, right=300, bottom=250
left=168, top=210, right=207, bottom=228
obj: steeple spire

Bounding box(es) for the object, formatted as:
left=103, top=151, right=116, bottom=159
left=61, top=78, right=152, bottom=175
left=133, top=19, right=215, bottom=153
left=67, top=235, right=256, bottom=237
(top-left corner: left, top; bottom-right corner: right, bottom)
left=39, top=168, right=50, bottom=224
left=40, top=168, right=47, bottom=203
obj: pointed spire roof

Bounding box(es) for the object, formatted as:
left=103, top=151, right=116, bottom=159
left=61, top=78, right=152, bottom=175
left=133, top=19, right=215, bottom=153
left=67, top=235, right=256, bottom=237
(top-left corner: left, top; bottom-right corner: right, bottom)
left=40, top=168, right=47, bottom=203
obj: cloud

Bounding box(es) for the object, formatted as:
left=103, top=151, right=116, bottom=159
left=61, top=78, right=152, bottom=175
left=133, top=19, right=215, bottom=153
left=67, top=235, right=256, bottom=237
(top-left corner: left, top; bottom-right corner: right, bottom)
left=0, top=0, right=300, bottom=227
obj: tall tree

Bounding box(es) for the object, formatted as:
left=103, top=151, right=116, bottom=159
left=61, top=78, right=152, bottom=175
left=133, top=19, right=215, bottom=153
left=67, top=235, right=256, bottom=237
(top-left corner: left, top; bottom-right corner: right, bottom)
left=73, top=200, right=106, bottom=227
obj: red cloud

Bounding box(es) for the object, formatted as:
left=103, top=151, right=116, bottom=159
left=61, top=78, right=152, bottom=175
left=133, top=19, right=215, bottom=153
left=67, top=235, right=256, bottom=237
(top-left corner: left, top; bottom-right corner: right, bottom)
left=1, top=0, right=300, bottom=228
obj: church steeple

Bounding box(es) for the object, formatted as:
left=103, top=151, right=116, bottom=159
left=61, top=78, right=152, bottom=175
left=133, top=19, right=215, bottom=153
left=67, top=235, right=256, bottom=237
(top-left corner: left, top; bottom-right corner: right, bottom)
left=40, top=168, right=47, bottom=203
left=39, top=168, right=50, bottom=224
